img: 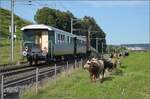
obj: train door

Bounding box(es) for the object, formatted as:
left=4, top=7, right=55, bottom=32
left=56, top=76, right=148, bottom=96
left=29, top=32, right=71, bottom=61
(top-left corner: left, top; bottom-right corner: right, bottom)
left=41, top=31, right=48, bottom=52
left=35, top=32, right=42, bottom=48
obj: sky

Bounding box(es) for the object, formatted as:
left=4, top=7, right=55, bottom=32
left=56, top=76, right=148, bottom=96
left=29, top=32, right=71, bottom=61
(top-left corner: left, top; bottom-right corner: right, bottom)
left=0, top=0, right=149, bottom=45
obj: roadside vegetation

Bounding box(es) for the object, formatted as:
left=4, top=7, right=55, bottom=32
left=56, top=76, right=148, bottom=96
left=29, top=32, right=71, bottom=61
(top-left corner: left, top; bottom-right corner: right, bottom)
left=0, top=8, right=30, bottom=65
left=0, top=8, right=31, bottom=39
left=0, top=40, right=25, bottom=64
left=21, top=51, right=150, bottom=99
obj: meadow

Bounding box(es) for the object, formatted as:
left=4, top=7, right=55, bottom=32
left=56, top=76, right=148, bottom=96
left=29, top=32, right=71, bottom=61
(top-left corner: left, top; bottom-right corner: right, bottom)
left=22, top=51, right=150, bottom=99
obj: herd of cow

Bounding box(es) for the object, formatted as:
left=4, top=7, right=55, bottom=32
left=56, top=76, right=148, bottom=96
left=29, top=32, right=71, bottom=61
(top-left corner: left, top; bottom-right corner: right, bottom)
left=83, top=52, right=129, bottom=83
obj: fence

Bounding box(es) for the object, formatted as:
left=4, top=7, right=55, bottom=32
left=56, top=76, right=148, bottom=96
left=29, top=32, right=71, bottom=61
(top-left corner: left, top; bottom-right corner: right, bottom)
left=0, top=58, right=84, bottom=99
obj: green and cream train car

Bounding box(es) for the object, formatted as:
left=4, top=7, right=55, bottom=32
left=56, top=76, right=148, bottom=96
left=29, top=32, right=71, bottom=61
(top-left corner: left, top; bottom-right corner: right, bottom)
left=21, top=24, right=88, bottom=65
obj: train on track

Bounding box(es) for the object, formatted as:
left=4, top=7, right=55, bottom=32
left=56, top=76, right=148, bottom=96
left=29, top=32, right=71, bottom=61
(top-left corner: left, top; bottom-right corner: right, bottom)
left=21, top=24, right=98, bottom=65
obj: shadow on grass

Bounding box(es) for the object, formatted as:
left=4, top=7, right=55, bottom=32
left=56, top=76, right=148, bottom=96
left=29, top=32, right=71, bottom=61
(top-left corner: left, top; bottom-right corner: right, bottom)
left=102, top=76, right=114, bottom=82
left=111, top=68, right=124, bottom=76
left=120, top=65, right=127, bottom=69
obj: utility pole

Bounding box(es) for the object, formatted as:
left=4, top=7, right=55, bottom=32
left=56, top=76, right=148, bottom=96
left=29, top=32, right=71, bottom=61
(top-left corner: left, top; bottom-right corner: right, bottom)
left=1, top=75, right=4, bottom=99
left=70, top=18, right=85, bottom=34
left=87, top=26, right=91, bottom=53
left=96, top=38, right=98, bottom=52
left=0, top=0, right=1, bottom=39
left=11, top=0, right=14, bottom=64
left=102, top=42, right=103, bottom=55
left=71, top=18, right=73, bottom=34
left=107, top=45, right=109, bottom=54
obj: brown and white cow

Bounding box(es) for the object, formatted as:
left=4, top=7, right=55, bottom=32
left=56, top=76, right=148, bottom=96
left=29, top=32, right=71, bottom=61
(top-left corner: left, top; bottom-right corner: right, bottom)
left=84, top=58, right=104, bottom=83
left=109, top=53, right=121, bottom=68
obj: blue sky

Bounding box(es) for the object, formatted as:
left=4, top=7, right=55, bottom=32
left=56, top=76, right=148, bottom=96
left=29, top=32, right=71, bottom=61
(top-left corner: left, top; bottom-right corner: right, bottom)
left=0, top=0, right=149, bottom=45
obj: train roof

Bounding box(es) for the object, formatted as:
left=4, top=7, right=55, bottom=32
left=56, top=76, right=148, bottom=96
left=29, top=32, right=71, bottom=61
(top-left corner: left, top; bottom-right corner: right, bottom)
left=21, top=24, right=53, bottom=31
left=21, top=24, right=86, bottom=41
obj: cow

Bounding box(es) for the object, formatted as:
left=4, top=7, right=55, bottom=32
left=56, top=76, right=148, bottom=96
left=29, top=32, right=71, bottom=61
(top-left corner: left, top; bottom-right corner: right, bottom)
left=124, top=51, right=129, bottom=56
left=102, top=59, right=114, bottom=71
left=83, top=58, right=104, bottom=83
left=109, top=53, right=121, bottom=68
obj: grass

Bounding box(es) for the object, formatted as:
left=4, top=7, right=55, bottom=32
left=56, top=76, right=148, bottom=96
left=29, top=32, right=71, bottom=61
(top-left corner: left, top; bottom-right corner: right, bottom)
left=0, top=40, right=25, bottom=64
left=21, top=51, right=150, bottom=99
left=0, top=8, right=30, bottom=65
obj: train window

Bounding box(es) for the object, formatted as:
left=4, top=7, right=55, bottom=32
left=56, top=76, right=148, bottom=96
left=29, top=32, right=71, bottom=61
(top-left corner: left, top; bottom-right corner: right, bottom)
left=57, top=34, right=61, bottom=43
left=83, top=41, right=86, bottom=45
left=79, top=40, right=81, bottom=45
left=82, top=41, right=84, bottom=45
left=23, top=30, right=35, bottom=42
left=77, top=39, right=79, bottom=45
left=80, top=40, right=83, bottom=45
left=77, top=39, right=81, bottom=45
left=63, top=35, right=65, bottom=43
left=67, top=36, right=69, bottom=44
left=70, top=37, right=73, bottom=44
left=60, top=34, right=62, bottom=41
left=60, top=34, right=63, bottom=43
left=58, top=34, right=65, bottom=43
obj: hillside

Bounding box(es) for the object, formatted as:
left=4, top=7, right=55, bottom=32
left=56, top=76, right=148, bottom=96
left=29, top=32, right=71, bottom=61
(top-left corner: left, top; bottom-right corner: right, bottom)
left=0, top=8, right=32, bottom=39
left=121, top=43, right=150, bottom=50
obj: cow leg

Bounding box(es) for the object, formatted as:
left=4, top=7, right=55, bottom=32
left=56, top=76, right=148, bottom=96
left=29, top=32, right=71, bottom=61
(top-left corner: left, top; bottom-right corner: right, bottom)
left=99, top=75, right=102, bottom=83
left=100, top=70, right=105, bottom=83
left=93, top=75, right=96, bottom=82
left=103, top=69, right=106, bottom=78
left=90, top=74, right=92, bottom=82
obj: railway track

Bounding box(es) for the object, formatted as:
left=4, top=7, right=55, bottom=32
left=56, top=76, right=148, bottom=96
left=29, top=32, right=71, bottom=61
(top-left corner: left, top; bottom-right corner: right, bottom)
left=0, top=62, right=28, bottom=72
left=0, top=59, right=85, bottom=93
left=0, top=58, right=82, bottom=73
left=3, top=66, right=61, bottom=88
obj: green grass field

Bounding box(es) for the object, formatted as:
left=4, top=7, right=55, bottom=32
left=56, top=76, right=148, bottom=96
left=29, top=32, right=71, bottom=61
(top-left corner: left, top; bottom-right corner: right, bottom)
left=22, top=51, right=150, bottom=99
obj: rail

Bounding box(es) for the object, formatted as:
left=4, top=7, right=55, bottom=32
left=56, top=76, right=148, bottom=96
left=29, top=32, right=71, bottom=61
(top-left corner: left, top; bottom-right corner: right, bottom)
left=0, top=59, right=85, bottom=98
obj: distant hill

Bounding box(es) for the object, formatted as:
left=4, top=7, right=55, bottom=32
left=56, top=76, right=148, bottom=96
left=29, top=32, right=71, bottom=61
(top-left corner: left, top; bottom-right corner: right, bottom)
left=121, top=43, right=150, bottom=50
left=0, top=8, right=32, bottom=39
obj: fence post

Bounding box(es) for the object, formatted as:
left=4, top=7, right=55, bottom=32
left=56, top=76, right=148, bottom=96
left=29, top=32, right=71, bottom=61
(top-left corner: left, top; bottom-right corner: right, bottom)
left=55, top=64, right=57, bottom=77
left=36, top=68, right=38, bottom=95
left=66, top=61, right=68, bottom=72
left=1, top=75, right=4, bottom=99
left=74, top=60, right=77, bottom=69
left=80, top=58, right=83, bottom=68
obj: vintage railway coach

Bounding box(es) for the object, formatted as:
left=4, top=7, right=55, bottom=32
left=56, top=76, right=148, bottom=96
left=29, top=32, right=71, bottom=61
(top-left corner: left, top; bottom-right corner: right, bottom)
left=21, top=24, right=87, bottom=65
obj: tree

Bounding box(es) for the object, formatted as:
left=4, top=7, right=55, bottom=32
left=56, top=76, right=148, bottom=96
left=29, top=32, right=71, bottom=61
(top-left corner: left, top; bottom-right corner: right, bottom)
left=34, top=7, right=74, bottom=32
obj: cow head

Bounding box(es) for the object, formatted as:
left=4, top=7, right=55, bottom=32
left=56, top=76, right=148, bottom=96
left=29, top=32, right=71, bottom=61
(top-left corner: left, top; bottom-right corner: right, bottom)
left=83, top=60, right=91, bottom=69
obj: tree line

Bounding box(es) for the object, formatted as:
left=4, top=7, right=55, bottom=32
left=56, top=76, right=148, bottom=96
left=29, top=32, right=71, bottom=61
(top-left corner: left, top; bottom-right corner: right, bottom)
left=34, top=7, right=107, bottom=53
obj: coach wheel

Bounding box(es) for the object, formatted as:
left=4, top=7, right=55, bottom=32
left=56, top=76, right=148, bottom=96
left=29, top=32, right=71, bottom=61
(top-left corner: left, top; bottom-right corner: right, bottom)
left=29, top=60, right=33, bottom=66
left=27, top=55, right=33, bottom=66
left=34, top=54, right=39, bottom=65
left=35, top=58, right=38, bottom=65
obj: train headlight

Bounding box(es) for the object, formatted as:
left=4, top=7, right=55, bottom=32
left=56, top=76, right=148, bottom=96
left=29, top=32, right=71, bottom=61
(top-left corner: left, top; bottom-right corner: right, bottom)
left=23, top=51, right=27, bottom=56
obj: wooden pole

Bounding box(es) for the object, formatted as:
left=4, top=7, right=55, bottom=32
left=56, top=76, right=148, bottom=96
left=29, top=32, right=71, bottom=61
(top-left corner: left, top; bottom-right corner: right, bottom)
left=1, top=75, right=4, bottom=99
